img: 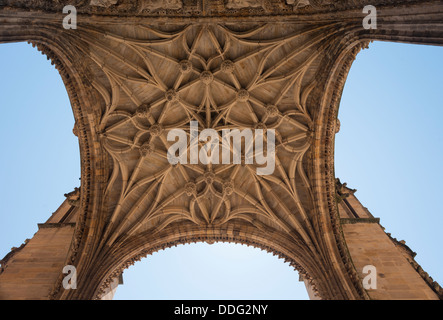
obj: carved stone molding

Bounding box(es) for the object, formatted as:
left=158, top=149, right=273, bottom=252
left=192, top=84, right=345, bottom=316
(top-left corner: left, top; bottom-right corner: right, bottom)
left=0, top=0, right=395, bottom=18
left=64, top=187, right=81, bottom=207
left=226, top=0, right=266, bottom=9
left=90, top=0, right=118, bottom=8
left=139, top=0, right=184, bottom=12
left=335, top=178, right=357, bottom=202
left=92, top=224, right=322, bottom=300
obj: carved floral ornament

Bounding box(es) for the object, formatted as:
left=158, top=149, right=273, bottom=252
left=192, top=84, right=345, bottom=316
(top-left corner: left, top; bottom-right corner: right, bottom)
left=87, top=0, right=329, bottom=10
left=87, top=0, right=320, bottom=8
left=0, top=0, right=340, bottom=17
left=89, top=0, right=182, bottom=9
left=90, top=0, right=119, bottom=8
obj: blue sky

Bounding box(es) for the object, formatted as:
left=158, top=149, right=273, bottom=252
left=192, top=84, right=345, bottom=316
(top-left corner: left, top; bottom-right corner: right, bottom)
left=335, top=41, right=443, bottom=290
left=0, top=40, right=441, bottom=300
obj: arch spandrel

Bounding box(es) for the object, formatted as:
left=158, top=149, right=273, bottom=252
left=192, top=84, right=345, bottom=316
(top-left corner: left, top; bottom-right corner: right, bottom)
left=0, top=0, right=442, bottom=300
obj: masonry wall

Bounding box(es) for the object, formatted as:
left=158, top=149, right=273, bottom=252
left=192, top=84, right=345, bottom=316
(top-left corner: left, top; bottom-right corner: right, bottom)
left=0, top=199, right=77, bottom=300
left=338, top=190, right=440, bottom=300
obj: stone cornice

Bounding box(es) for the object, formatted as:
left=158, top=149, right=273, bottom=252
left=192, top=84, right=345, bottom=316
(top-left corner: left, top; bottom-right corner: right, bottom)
left=340, top=218, right=381, bottom=224
left=37, top=223, right=77, bottom=229
left=0, top=0, right=439, bottom=19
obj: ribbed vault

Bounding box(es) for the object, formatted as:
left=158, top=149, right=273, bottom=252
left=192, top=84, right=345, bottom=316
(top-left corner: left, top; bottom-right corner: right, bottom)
left=1, top=0, right=442, bottom=300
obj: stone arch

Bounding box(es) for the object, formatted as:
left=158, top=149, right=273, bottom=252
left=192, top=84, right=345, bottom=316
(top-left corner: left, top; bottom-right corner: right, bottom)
left=90, top=223, right=330, bottom=300
left=0, top=23, right=396, bottom=302
left=1, top=1, right=442, bottom=301
left=309, top=38, right=373, bottom=302
left=50, top=21, right=371, bottom=301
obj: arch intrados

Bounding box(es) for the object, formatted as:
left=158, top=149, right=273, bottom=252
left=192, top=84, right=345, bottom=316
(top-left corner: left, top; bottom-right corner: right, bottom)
left=91, top=222, right=328, bottom=300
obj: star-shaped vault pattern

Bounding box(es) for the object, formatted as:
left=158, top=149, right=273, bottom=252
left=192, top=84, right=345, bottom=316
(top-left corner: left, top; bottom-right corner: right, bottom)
left=70, top=22, right=340, bottom=251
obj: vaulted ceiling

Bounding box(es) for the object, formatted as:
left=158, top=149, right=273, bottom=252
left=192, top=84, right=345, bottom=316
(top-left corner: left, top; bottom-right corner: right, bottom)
left=86, top=21, right=325, bottom=249
left=1, top=0, right=442, bottom=300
